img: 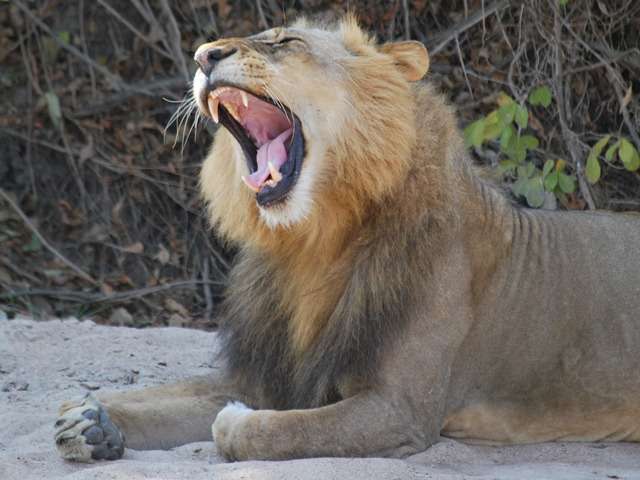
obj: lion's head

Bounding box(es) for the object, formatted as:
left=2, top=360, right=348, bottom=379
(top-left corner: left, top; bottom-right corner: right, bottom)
left=194, top=17, right=430, bottom=245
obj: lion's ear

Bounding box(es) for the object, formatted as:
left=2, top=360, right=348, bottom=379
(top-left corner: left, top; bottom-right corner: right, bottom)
left=379, top=41, right=429, bottom=82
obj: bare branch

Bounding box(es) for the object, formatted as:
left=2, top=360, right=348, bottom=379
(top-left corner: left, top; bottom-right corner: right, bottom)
left=0, top=189, right=99, bottom=285
left=429, top=0, right=509, bottom=55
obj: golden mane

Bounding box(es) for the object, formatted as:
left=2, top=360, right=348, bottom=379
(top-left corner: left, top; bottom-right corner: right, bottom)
left=200, top=17, right=466, bottom=403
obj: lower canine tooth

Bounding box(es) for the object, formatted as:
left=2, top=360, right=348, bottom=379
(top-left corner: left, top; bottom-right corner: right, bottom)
left=241, top=176, right=259, bottom=192
left=207, top=96, right=219, bottom=123
left=268, top=161, right=283, bottom=182
left=240, top=91, right=249, bottom=107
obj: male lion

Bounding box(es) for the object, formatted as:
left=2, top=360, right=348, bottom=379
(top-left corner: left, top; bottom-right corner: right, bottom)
left=54, top=17, right=640, bottom=462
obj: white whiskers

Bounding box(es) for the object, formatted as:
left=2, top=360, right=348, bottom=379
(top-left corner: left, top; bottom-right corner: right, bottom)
left=164, top=85, right=205, bottom=153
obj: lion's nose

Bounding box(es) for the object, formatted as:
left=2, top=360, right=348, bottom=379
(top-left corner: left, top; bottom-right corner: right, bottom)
left=194, top=45, right=238, bottom=76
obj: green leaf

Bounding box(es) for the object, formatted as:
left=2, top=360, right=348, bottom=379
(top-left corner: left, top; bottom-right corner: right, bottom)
left=516, top=162, right=536, bottom=179
left=586, top=154, right=601, bottom=184
left=526, top=177, right=545, bottom=208
left=58, top=31, right=71, bottom=45
left=464, top=119, right=486, bottom=148
left=591, top=135, right=611, bottom=157
left=485, top=110, right=501, bottom=125
left=619, top=138, right=640, bottom=171
left=559, top=0, right=569, bottom=6
left=512, top=175, right=529, bottom=198
left=528, top=86, right=552, bottom=108
left=558, top=172, right=576, bottom=193
left=510, top=140, right=527, bottom=163
left=496, top=92, right=515, bottom=107
left=44, top=91, right=62, bottom=130
left=605, top=141, right=620, bottom=162
left=483, top=122, right=503, bottom=141
left=498, top=160, right=517, bottom=173
left=544, top=169, right=558, bottom=191
left=500, top=125, right=514, bottom=151
left=542, top=159, right=554, bottom=177
left=498, top=102, right=517, bottom=125
left=521, top=135, right=539, bottom=150
left=515, top=105, right=529, bottom=129
left=585, top=135, right=609, bottom=184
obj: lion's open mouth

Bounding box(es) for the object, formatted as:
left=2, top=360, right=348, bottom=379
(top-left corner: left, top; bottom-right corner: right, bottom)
left=201, top=85, right=304, bottom=207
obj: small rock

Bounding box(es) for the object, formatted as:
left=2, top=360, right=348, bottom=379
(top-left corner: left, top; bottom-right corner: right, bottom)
left=109, top=307, right=133, bottom=326
left=2, top=381, right=29, bottom=392
left=167, top=313, right=186, bottom=327
left=122, top=371, right=139, bottom=385
left=79, top=382, right=101, bottom=391
left=165, top=298, right=190, bottom=317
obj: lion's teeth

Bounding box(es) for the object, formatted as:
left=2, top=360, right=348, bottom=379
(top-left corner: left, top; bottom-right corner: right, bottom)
left=225, top=103, right=240, bottom=122
left=241, top=176, right=259, bottom=192
left=268, top=161, right=283, bottom=182
left=241, top=91, right=249, bottom=107
left=207, top=96, right=219, bottom=123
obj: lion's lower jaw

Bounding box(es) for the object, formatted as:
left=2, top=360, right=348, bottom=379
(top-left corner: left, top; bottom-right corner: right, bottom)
left=258, top=159, right=317, bottom=229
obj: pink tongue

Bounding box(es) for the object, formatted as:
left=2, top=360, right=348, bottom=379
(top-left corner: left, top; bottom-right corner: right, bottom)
left=244, top=128, right=292, bottom=191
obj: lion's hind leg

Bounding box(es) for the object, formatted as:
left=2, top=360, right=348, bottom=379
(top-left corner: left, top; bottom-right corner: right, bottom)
left=442, top=401, right=640, bottom=445
left=55, top=394, right=124, bottom=462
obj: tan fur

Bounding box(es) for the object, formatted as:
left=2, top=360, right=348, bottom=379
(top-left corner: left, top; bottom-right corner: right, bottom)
left=199, top=18, right=425, bottom=352
left=55, top=17, right=640, bottom=463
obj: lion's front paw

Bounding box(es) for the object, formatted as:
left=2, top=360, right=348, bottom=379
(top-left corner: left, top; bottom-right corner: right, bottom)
left=54, top=393, right=125, bottom=462
left=212, top=401, right=255, bottom=461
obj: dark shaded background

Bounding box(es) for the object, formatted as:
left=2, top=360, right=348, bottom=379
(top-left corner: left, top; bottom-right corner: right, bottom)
left=1, top=0, right=638, bottom=328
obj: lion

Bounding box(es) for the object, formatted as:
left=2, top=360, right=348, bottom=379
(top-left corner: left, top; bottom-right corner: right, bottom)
left=54, top=16, right=640, bottom=462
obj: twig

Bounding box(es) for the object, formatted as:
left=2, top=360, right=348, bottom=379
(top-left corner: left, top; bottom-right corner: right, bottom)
left=256, top=0, right=269, bottom=30
left=402, top=0, right=411, bottom=40
left=0, top=280, right=222, bottom=303
left=607, top=70, right=640, bottom=153
left=78, top=0, right=96, bottom=96
left=96, top=0, right=172, bottom=62
left=71, top=76, right=188, bottom=117
left=202, top=257, right=213, bottom=321
left=157, top=0, right=190, bottom=81
left=0, top=127, right=68, bottom=153
left=455, top=35, right=473, bottom=97
left=18, top=27, right=36, bottom=198
left=0, top=188, right=99, bottom=285
left=0, top=256, right=41, bottom=284
left=429, top=0, right=509, bottom=55
left=551, top=3, right=595, bottom=210
left=13, top=0, right=122, bottom=89
left=556, top=20, right=640, bottom=153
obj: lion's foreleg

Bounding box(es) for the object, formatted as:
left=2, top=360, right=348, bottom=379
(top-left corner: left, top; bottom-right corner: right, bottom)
left=55, top=372, right=250, bottom=461
left=212, top=391, right=436, bottom=460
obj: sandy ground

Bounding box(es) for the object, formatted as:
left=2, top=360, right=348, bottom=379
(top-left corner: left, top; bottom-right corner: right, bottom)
left=1, top=317, right=640, bottom=480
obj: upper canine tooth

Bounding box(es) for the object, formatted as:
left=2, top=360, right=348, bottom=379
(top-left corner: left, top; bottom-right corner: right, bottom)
left=207, top=96, right=219, bottom=123
left=240, top=91, right=249, bottom=107
left=268, top=161, right=283, bottom=182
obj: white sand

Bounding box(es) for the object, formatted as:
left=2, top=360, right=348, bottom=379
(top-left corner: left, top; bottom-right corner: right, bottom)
left=1, top=317, right=639, bottom=480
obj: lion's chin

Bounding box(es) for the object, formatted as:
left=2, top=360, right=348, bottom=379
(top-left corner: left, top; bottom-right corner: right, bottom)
left=200, top=84, right=306, bottom=209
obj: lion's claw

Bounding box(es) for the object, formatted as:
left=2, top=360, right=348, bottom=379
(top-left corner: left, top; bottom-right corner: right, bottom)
left=54, top=394, right=125, bottom=462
